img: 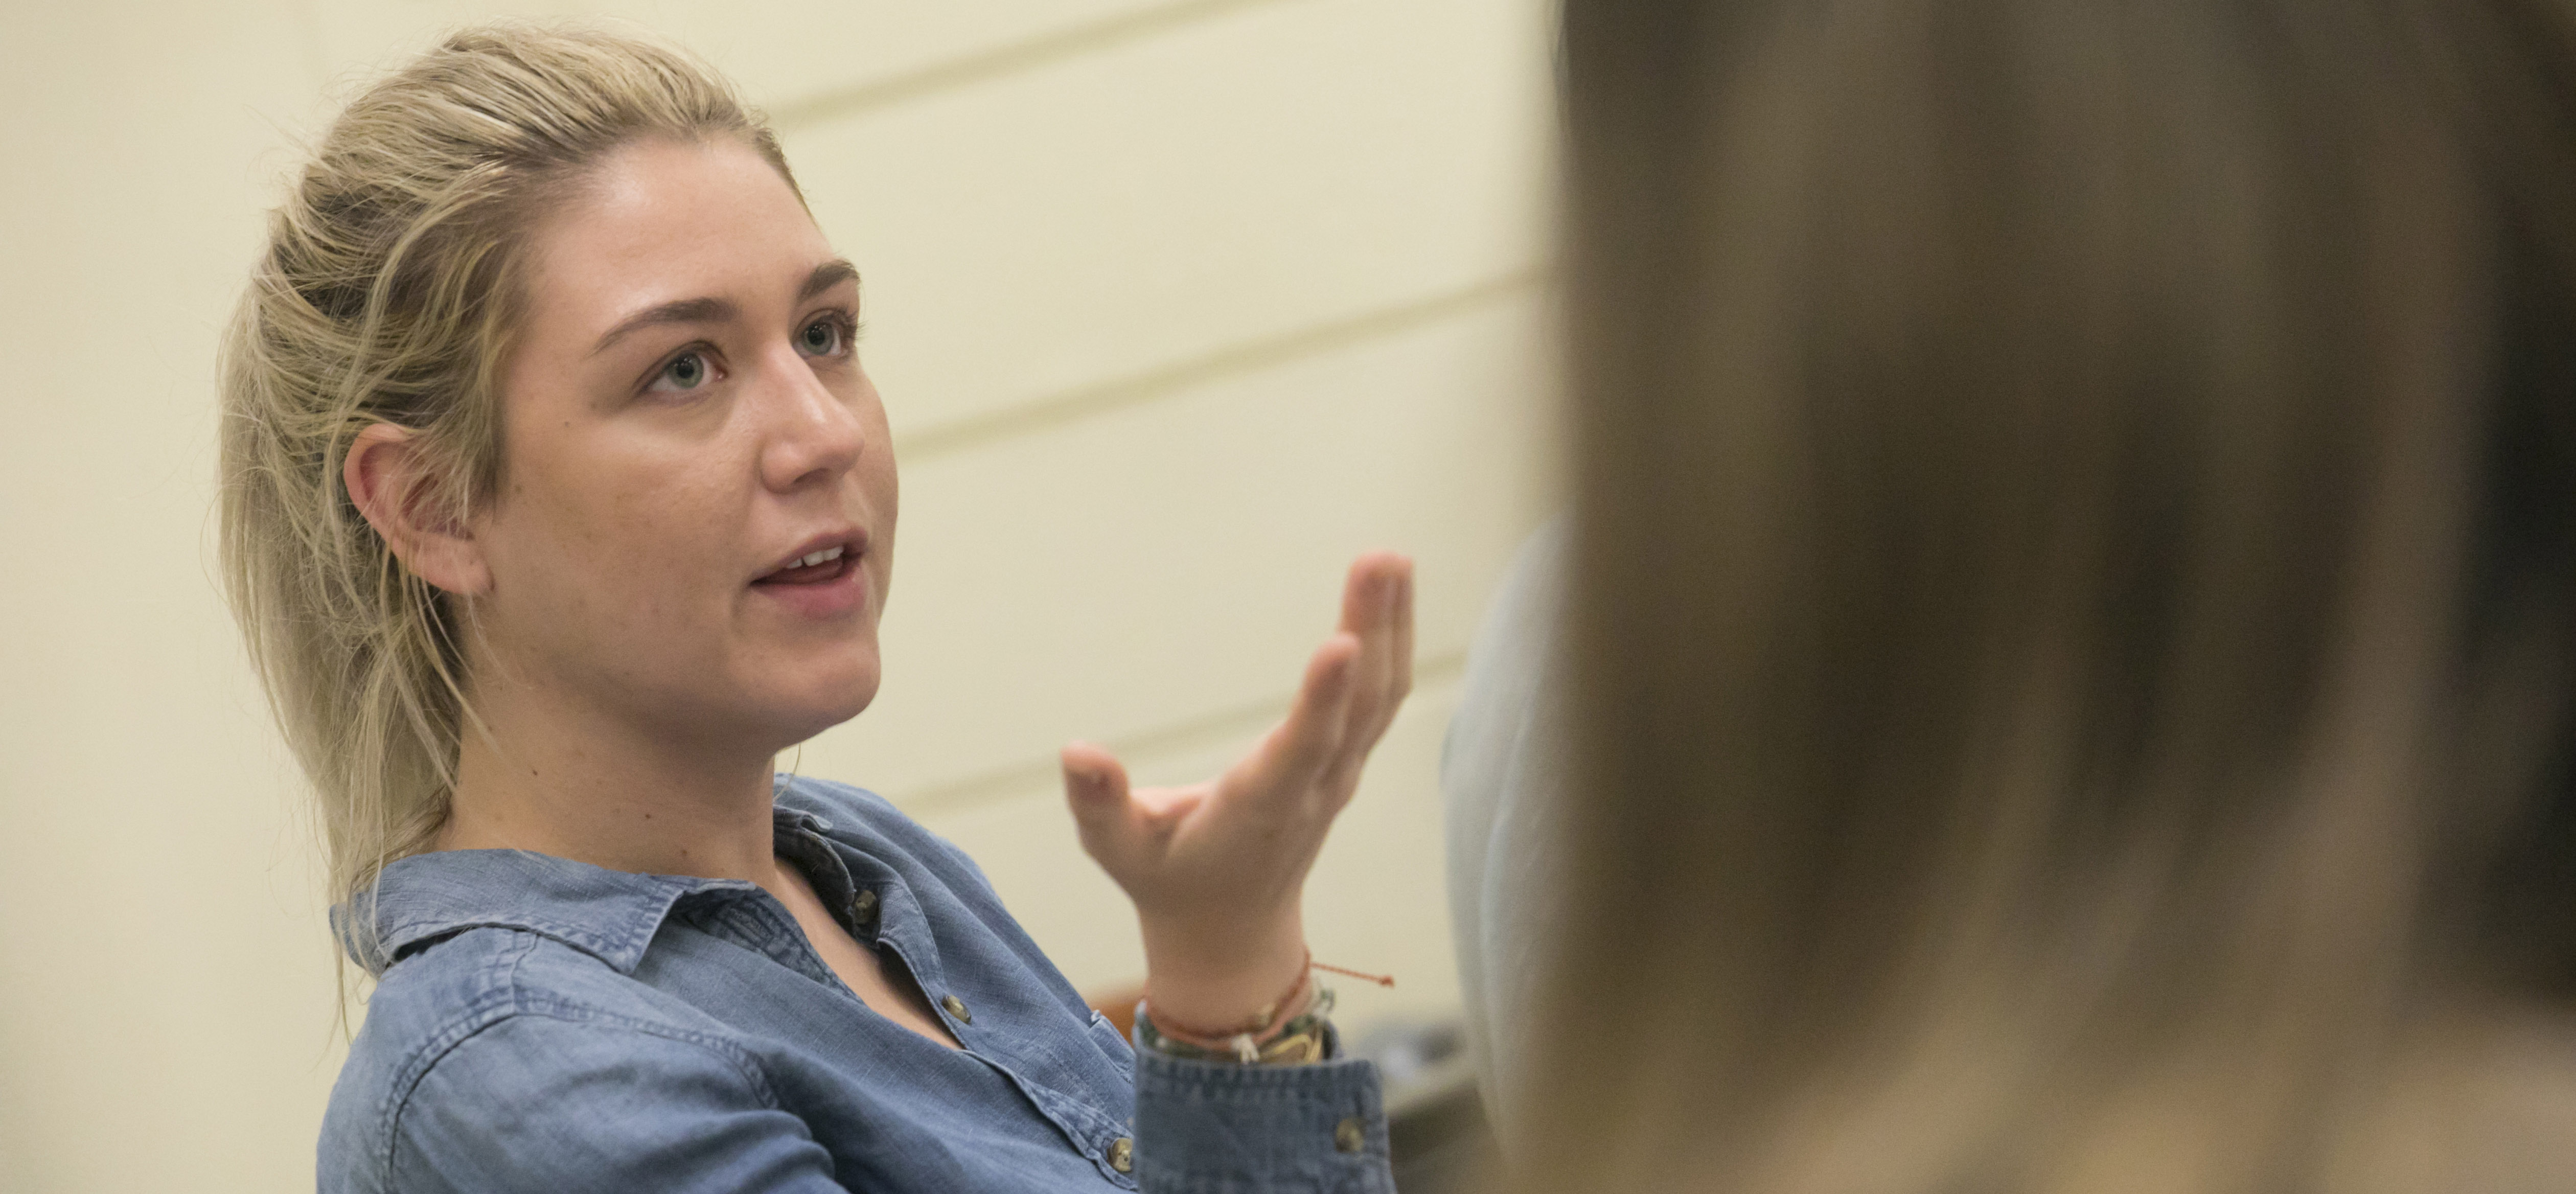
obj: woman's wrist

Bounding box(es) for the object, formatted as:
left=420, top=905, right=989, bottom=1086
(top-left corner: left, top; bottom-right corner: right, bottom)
left=1137, top=905, right=1307, bottom=1033
left=1136, top=980, right=1335, bottom=1065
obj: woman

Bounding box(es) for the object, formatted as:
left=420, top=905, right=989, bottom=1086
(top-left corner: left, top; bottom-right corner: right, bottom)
left=220, top=25, right=1406, bottom=1193
left=1501, top=0, right=2576, bottom=1190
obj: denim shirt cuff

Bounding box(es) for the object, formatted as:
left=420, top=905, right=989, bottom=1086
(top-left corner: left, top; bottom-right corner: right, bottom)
left=1132, top=1049, right=1395, bottom=1194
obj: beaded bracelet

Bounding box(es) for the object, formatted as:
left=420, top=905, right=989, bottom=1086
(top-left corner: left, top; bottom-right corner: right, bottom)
left=1134, top=952, right=1392, bottom=1066
left=1136, top=984, right=1337, bottom=1065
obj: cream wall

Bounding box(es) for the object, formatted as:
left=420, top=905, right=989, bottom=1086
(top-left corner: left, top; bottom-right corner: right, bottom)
left=0, top=2, right=1559, bottom=1189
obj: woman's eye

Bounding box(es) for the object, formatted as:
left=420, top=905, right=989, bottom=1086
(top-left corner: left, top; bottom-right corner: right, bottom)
left=798, top=316, right=849, bottom=358
left=649, top=350, right=716, bottom=393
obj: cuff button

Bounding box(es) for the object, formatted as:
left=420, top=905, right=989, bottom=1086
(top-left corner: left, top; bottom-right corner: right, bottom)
left=1107, top=1136, right=1134, bottom=1174
left=1333, top=1117, right=1365, bottom=1154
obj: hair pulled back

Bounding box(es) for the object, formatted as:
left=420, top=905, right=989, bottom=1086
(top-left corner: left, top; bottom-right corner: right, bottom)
left=219, top=23, right=799, bottom=939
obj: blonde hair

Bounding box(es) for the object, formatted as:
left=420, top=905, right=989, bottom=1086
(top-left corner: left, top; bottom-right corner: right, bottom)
left=1529, top=0, right=2576, bottom=1190
left=219, top=23, right=799, bottom=951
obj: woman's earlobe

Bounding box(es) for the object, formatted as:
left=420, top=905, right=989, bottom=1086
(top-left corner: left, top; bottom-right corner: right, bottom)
left=342, top=423, right=492, bottom=595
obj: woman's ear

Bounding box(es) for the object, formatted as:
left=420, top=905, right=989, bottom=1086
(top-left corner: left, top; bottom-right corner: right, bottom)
left=343, top=423, right=492, bottom=595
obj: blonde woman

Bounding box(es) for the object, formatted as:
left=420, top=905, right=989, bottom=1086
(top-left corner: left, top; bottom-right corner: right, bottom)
left=222, top=26, right=1406, bottom=1193
left=1503, top=0, right=2576, bottom=1191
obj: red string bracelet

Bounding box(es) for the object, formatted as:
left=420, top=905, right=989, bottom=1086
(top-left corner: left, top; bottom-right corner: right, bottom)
left=1141, top=952, right=1396, bottom=1049
left=1312, top=959, right=1395, bottom=988
left=1146, top=962, right=1313, bottom=1047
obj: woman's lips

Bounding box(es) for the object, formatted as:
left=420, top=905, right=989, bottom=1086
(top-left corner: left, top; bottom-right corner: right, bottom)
left=750, top=553, right=866, bottom=618
left=752, top=553, right=856, bottom=586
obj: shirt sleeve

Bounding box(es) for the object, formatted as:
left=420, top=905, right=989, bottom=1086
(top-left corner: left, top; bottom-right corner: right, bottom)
left=385, top=1014, right=848, bottom=1194
left=1132, top=1045, right=1395, bottom=1194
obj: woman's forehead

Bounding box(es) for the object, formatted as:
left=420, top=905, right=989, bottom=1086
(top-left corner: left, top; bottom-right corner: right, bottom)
left=525, top=136, right=839, bottom=328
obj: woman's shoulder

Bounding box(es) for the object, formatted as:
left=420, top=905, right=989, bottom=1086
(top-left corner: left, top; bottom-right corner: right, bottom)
left=321, top=925, right=768, bottom=1191
left=322, top=844, right=786, bottom=1187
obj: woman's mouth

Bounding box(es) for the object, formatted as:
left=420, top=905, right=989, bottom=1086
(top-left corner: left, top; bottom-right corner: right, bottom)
left=754, top=543, right=854, bottom=586
left=750, top=534, right=869, bottom=619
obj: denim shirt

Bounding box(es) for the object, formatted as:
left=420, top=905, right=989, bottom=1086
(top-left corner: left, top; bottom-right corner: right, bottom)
left=318, top=775, right=1394, bottom=1193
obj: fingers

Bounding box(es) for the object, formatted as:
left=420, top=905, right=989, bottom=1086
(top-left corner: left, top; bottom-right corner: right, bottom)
left=1330, top=553, right=1414, bottom=763
left=1072, top=556, right=1408, bottom=881
left=1336, top=550, right=1410, bottom=637
left=1401, top=562, right=1422, bottom=701
left=1062, top=742, right=1137, bottom=865
left=1390, top=561, right=1414, bottom=709
left=1251, top=631, right=1362, bottom=798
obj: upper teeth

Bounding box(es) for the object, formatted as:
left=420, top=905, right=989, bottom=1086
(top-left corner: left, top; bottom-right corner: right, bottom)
left=795, top=546, right=844, bottom=568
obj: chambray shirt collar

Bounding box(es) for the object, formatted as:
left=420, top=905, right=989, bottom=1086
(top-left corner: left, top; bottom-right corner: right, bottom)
left=336, top=804, right=831, bottom=977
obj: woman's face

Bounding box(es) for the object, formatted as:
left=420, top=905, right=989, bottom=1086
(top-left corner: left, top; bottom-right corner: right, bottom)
left=467, top=134, right=896, bottom=755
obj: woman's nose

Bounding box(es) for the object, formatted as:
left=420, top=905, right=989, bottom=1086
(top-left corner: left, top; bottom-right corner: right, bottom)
left=756, top=346, right=866, bottom=492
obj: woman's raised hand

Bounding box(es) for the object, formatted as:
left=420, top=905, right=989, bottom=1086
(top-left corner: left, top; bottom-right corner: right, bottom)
left=1062, top=552, right=1414, bottom=1032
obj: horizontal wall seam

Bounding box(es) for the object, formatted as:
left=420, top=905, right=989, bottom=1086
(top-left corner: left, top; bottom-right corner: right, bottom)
left=892, top=269, right=1547, bottom=463
left=876, top=648, right=1467, bottom=817
left=770, top=0, right=1308, bottom=132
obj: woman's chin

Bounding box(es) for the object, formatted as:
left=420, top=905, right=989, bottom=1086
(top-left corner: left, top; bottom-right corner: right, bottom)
left=762, top=662, right=881, bottom=743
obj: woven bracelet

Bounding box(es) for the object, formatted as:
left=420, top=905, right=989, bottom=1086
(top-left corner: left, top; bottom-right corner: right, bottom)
left=1136, top=985, right=1337, bottom=1065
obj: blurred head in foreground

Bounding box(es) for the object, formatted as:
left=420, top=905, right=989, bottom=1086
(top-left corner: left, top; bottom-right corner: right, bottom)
left=1531, top=1, right=2576, bottom=1190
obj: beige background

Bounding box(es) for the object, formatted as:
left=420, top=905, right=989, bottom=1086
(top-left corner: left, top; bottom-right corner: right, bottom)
left=0, top=1, right=1560, bottom=1188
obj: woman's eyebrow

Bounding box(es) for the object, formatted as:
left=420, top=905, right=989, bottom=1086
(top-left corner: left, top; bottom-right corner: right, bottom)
left=590, top=296, right=735, bottom=357
left=799, top=258, right=860, bottom=303
left=587, top=261, right=857, bottom=358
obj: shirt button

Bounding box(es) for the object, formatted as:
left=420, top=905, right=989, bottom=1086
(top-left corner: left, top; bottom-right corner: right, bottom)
left=1333, top=1117, right=1365, bottom=1154
left=1106, top=1136, right=1134, bottom=1174
left=850, top=889, right=878, bottom=919
left=941, top=994, right=973, bottom=1024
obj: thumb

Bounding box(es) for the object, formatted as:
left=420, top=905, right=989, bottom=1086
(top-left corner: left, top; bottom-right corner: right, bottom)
left=1061, top=742, right=1136, bottom=865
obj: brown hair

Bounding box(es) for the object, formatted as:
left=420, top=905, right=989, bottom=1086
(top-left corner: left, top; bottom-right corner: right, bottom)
left=1527, top=0, right=2576, bottom=1189
left=219, top=23, right=799, bottom=945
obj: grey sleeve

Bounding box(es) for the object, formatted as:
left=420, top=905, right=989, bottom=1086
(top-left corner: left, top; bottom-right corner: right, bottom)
left=1441, top=513, right=1574, bottom=1147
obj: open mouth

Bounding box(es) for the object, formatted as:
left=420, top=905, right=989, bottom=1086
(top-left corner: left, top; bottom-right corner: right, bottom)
left=754, top=543, right=856, bottom=586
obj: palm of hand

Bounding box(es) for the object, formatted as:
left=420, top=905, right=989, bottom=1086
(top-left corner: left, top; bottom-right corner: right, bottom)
left=1062, top=553, right=1414, bottom=1027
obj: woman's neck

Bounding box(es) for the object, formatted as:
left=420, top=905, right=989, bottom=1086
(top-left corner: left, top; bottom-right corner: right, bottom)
left=435, top=672, right=785, bottom=882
